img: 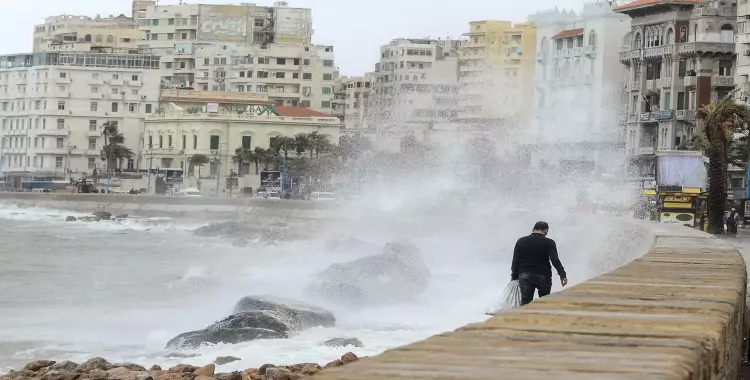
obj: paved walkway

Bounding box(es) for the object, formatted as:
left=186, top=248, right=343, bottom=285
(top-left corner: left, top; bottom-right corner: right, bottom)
left=719, top=231, right=750, bottom=378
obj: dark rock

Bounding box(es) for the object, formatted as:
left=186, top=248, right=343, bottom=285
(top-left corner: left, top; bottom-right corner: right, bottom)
left=5, top=370, right=37, bottom=380
left=323, top=360, right=343, bottom=369
left=76, top=358, right=112, bottom=373
left=93, top=211, right=112, bottom=221
left=113, top=364, right=146, bottom=372
left=263, top=368, right=302, bottom=380
left=214, top=357, right=241, bottom=366
left=323, top=337, right=363, bottom=348
left=115, top=214, right=128, bottom=219
left=214, top=372, right=241, bottom=380
left=286, top=364, right=320, bottom=375
left=341, top=352, right=359, bottom=365
left=65, top=216, right=77, bottom=222
left=192, top=222, right=309, bottom=245
left=40, top=370, right=65, bottom=380
left=257, top=364, right=275, bottom=376
left=166, top=296, right=335, bottom=349
left=51, top=361, right=78, bottom=372
left=24, top=360, right=56, bottom=372
left=163, top=353, right=198, bottom=359
left=305, top=241, right=431, bottom=306
left=149, top=366, right=161, bottom=372
left=167, top=365, right=196, bottom=373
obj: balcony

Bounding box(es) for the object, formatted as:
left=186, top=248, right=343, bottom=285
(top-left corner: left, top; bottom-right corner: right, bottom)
left=37, top=128, right=69, bottom=136
left=55, top=77, right=71, bottom=85
left=675, top=109, right=696, bottom=122
left=584, top=44, right=596, bottom=57
left=683, top=76, right=697, bottom=87
left=109, top=93, right=123, bottom=100
left=640, top=112, right=655, bottom=123
left=628, top=81, right=640, bottom=91
left=712, top=75, right=734, bottom=88
left=89, top=77, right=104, bottom=85
left=36, top=148, right=68, bottom=155
left=638, top=146, right=656, bottom=155
left=127, top=80, right=143, bottom=87
left=676, top=42, right=735, bottom=56
left=536, top=51, right=546, bottom=62
left=652, top=110, right=672, bottom=122
left=627, top=114, right=638, bottom=124
left=109, top=78, right=124, bottom=86
left=657, top=78, right=673, bottom=88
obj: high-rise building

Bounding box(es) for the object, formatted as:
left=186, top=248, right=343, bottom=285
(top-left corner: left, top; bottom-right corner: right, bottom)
left=617, top=0, right=735, bottom=187
left=457, top=21, right=536, bottom=128
left=736, top=0, right=750, bottom=105
left=369, top=38, right=461, bottom=150
left=527, top=3, right=630, bottom=176
left=0, top=52, right=161, bottom=185
left=342, top=74, right=374, bottom=131
left=33, top=14, right=143, bottom=54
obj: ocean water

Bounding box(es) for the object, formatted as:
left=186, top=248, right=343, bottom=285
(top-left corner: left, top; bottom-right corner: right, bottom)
left=0, top=203, right=647, bottom=373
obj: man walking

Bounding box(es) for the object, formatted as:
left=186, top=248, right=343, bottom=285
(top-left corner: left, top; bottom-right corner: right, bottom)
left=726, top=208, right=741, bottom=236
left=511, top=221, right=568, bottom=306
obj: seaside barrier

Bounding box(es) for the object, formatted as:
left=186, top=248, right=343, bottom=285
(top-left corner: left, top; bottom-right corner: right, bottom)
left=310, top=226, right=748, bottom=380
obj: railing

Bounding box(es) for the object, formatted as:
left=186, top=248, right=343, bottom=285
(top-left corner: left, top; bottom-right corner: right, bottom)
left=652, top=110, right=673, bottom=122
left=684, top=76, right=697, bottom=87
left=675, top=109, right=696, bottom=121
left=584, top=45, right=596, bottom=56
left=147, top=112, right=341, bottom=124
left=657, top=78, right=673, bottom=88
left=640, top=112, right=652, bottom=122
left=712, top=75, right=734, bottom=88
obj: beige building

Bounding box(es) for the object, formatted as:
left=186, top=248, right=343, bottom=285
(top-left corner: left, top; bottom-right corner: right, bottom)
left=458, top=21, right=536, bottom=127
left=0, top=52, right=161, bottom=185
left=342, top=74, right=374, bottom=131
left=144, top=90, right=340, bottom=193
left=33, top=14, right=142, bottom=54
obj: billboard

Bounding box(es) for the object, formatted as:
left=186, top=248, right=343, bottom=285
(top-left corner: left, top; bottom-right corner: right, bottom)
left=260, top=171, right=281, bottom=189
left=198, top=5, right=251, bottom=43
left=274, top=7, right=312, bottom=44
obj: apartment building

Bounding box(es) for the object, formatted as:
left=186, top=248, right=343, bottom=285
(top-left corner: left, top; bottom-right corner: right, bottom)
left=342, top=74, right=374, bottom=131
left=144, top=90, right=340, bottom=193
left=618, top=0, right=735, bottom=187
left=527, top=3, right=630, bottom=175
left=368, top=38, right=460, bottom=150
left=0, top=52, right=161, bottom=185
left=331, top=75, right=346, bottom=121
left=736, top=0, right=750, bottom=104
left=458, top=21, right=536, bottom=127
left=33, top=14, right=142, bottom=54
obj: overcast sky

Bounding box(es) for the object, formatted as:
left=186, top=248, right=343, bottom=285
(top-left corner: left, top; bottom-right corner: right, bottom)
left=0, top=0, right=585, bottom=76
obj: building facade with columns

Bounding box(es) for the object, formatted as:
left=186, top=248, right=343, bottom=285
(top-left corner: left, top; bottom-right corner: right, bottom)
left=617, top=0, right=735, bottom=187
left=143, top=90, right=340, bottom=193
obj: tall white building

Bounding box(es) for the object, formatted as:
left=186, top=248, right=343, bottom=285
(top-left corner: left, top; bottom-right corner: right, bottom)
left=342, top=74, right=374, bottom=131
left=528, top=2, right=631, bottom=176
left=737, top=0, right=750, bottom=105
left=0, top=52, right=161, bottom=185
left=369, top=38, right=460, bottom=150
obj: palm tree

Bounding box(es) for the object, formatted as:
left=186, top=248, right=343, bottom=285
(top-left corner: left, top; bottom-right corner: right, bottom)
left=698, top=99, right=750, bottom=234
left=294, top=133, right=311, bottom=157
left=308, top=131, right=332, bottom=158
left=252, top=147, right=265, bottom=174
left=188, top=154, right=210, bottom=176
left=233, top=147, right=255, bottom=176
left=100, top=121, right=132, bottom=179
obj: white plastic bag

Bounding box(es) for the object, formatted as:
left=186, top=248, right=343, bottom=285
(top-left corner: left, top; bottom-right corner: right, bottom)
left=486, top=280, right=521, bottom=315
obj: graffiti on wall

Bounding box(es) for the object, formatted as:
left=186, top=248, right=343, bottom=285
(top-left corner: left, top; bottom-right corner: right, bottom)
left=198, top=5, right=250, bottom=42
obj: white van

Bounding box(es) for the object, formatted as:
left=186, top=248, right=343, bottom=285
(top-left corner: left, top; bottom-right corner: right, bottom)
left=177, top=188, right=202, bottom=197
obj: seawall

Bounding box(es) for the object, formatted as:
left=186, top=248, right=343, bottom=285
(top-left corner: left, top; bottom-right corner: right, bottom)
left=310, top=225, right=749, bottom=380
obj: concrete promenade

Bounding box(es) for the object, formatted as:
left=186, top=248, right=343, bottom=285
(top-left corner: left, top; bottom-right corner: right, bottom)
left=311, top=225, right=748, bottom=380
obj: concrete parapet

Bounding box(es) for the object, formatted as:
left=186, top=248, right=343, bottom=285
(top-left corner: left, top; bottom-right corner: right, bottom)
left=311, top=231, right=748, bottom=379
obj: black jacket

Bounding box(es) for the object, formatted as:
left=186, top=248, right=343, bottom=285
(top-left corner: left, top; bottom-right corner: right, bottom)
left=511, top=233, right=566, bottom=280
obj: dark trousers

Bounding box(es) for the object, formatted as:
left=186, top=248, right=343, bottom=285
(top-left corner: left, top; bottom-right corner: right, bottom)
left=519, top=272, right=552, bottom=306
left=728, top=223, right=738, bottom=235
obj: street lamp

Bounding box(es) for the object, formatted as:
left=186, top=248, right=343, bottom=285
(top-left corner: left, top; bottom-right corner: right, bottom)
left=214, top=142, right=228, bottom=197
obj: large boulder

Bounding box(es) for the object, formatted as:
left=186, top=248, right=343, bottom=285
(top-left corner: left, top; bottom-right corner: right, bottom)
left=192, top=223, right=309, bottom=245
left=165, top=296, right=335, bottom=349
left=305, top=241, right=431, bottom=306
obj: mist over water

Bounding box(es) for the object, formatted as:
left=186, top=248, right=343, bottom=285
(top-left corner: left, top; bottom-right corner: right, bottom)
left=0, top=49, right=647, bottom=372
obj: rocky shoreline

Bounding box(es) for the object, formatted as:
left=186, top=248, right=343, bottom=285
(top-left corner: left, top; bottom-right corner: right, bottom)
left=3, top=354, right=362, bottom=380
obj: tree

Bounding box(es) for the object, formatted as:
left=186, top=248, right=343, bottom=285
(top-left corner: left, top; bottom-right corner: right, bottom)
left=400, top=135, right=420, bottom=154
left=233, top=147, right=256, bottom=176
left=308, top=131, right=333, bottom=158
left=294, top=133, right=311, bottom=157
left=697, top=99, right=750, bottom=234
left=100, top=121, right=133, bottom=178
left=188, top=154, right=210, bottom=176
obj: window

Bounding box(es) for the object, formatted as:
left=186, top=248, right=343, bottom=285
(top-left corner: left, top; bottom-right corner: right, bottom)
left=182, top=135, right=186, bottom=149
left=239, top=71, right=245, bottom=77
left=276, top=72, right=285, bottom=78
left=111, top=88, right=119, bottom=94
left=55, top=157, right=63, bottom=168
left=210, top=135, right=219, bottom=150
left=258, top=71, right=269, bottom=78
left=688, top=90, right=696, bottom=110
left=720, top=24, right=734, bottom=43
left=57, top=101, right=65, bottom=110
left=91, top=87, right=99, bottom=94
left=145, top=104, right=152, bottom=114
left=277, top=58, right=286, bottom=65
left=90, top=102, right=98, bottom=112
left=111, top=103, right=118, bottom=112
left=731, top=178, right=745, bottom=189
left=89, top=138, right=96, bottom=150
left=128, top=103, right=137, bottom=112
left=719, top=60, right=733, bottom=76
left=168, top=18, right=175, bottom=25
left=152, top=19, right=159, bottom=26
left=303, top=59, right=310, bottom=66
left=56, top=138, right=64, bottom=149
left=88, top=157, right=96, bottom=169
left=664, top=91, right=671, bottom=110
left=255, top=19, right=264, bottom=27
left=323, top=73, right=333, bottom=81
left=293, top=73, right=299, bottom=79
left=193, top=135, right=197, bottom=149
left=59, top=72, right=67, bottom=79
left=56, top=118, right=64, bottom=129
left=303, top=73, right=312, bottom=80
left=678, top=59, right=686, bottom=77
left=258, top=57, right=270, bottom=64
left=89, top=120, right=97, bottom=131
left=242, top=136, right=251, bottom=149
left=323, top=60, right=334, bottom=67
left=293, top=58, right=300, bottom=65
left=148, top=135, right=153, bottom=148
left=677, top=91, right=685, bottom=110
left=131, top=75, right=139, bottom=81
left=168, top=135, right=173, bottom=147
left=257, top=85, right=267, bottom=92
left=322, top=87, right=332, bottom=94
left=321, top=101, right=331, bottom=108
